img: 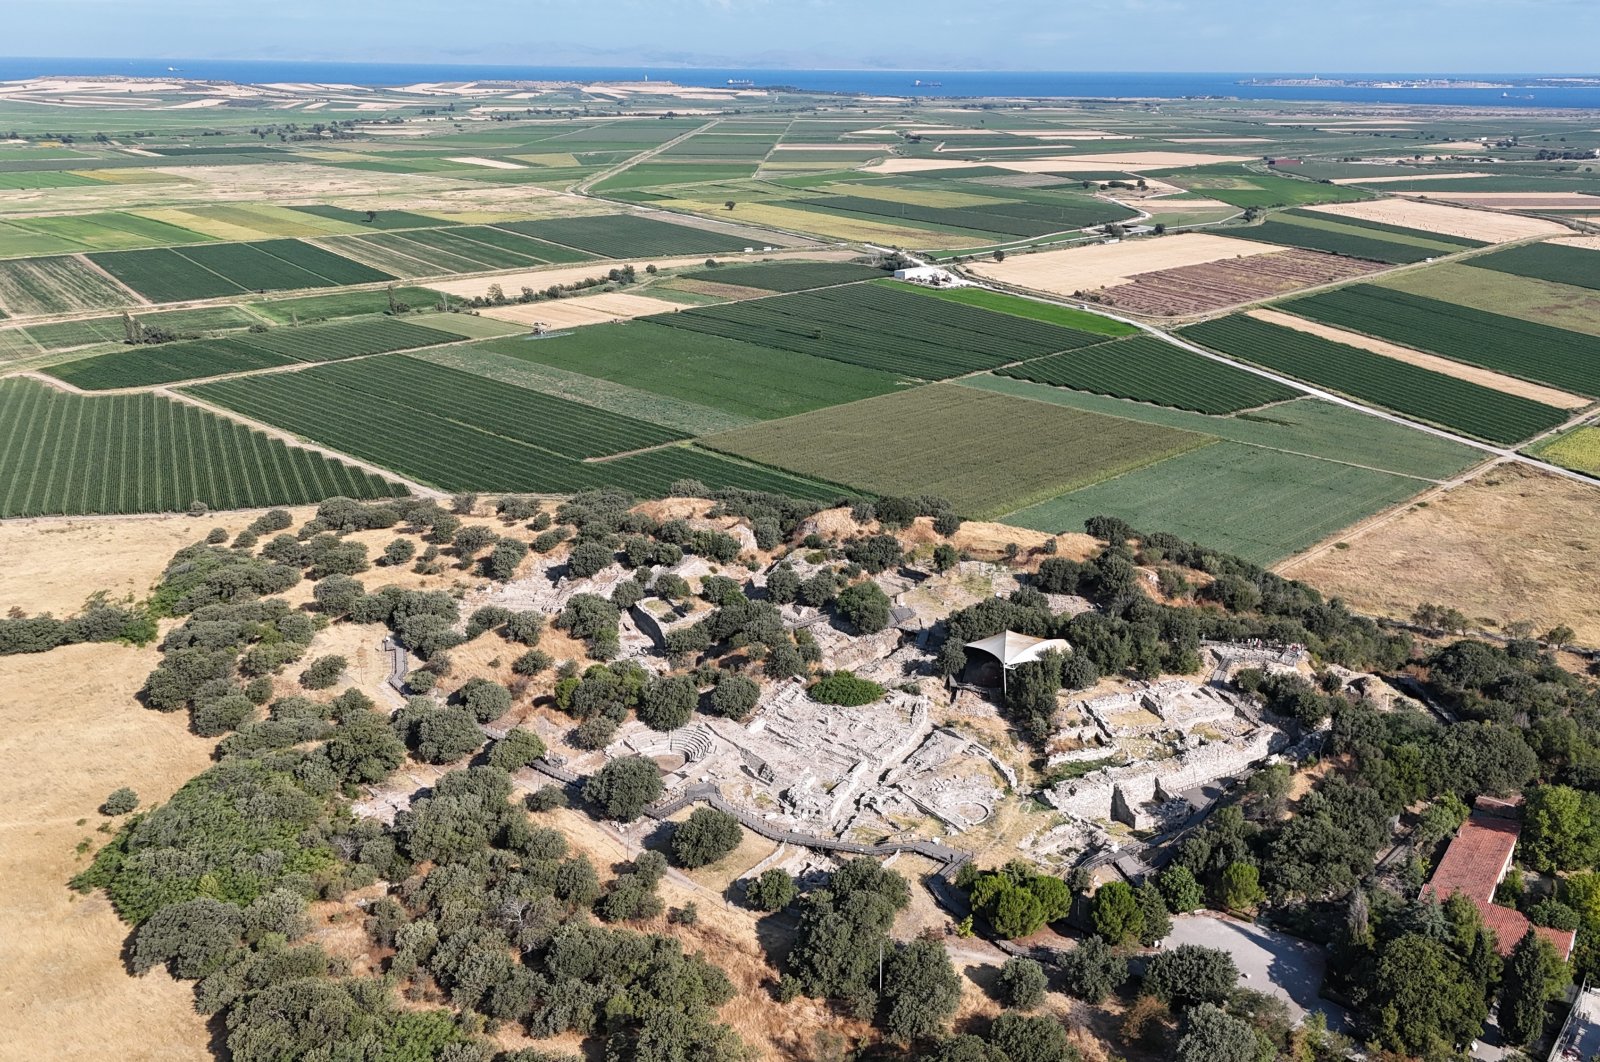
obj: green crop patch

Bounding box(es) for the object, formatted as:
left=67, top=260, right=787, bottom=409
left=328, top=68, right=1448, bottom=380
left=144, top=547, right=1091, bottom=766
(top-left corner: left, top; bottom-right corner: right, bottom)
left=593, top=447, right=855, bottom=502
left=495, top=215, right=755, bottom=257
left=679, top=261, right=882, bottom=291
left=1467, top=242, right=1600, bottom=292
left=474, top=321, right=905, bottom=421
left=1003, top=441, right=1427, bottom=565
left=704, top=383, right=1211, bottom=517
left=1222, top=220, right=1438, bottom=264
left=49, top=317, right=460, bottom=390
left=0, top=171, right=101, bottom=189
left=997, top=335, right=1300, bottom=414
left=0, top=377, right=404, bottom=517
left=646, top=282, right=1112, bottom=379
left=886, top=284, right=1138, bottom=336
left=92, top=239, right=392, bottom=302
left=1284, top=284, right=1600, bottom=397
left=1528, top=425, right=1600, bottom=476
left=1182, top=314, right=1567, bottom=444
left=252, top=287, right=447, bottom=324
left=1168, top=172, right=1373, bottom=208
left=795, top=193, right=1137, bottom=239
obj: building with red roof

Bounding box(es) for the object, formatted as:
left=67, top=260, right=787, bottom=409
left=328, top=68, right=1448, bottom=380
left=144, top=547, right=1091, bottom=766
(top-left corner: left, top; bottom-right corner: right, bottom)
left=1424, top=796, right=1576, bottom=960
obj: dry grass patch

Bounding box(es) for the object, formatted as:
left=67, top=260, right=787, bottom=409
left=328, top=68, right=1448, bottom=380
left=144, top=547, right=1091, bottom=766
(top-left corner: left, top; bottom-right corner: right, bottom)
left=0, top=642, right=216, bottom=1062
left=1282, top=464, right=1600, bottom=645
left=1303, top=199, right=1566, bottom=242
left=968, top=233, right=1278, bottom=296
left=481, top=292, right=685, bottom=329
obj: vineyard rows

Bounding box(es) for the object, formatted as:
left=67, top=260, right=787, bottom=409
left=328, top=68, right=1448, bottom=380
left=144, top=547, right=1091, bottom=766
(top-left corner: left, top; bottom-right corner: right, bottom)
left=801, top=194, right=1136, bottom=239
left=1223, top=220, right=1437, bottom=264
left=1285, top=284, right=1600, bottom=397
left=647, top=283, right=1110, bottom=379
left=91, top=238, right=392, bottom=302
left=0, top=378, right=404, bottom=517
left=1181, top=315, right=1568, bottom=445
left=1468, top=241, right=1600, bottom=293
left=998, top=335, right=1301, bottom=415
left=494, top=214, right=753, bottom=257
left=50, top=317, right=462, bottom=390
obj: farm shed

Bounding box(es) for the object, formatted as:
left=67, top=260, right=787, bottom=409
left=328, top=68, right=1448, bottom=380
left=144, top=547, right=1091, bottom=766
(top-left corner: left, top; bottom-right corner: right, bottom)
left=963, top=630, right=1071, bottom=691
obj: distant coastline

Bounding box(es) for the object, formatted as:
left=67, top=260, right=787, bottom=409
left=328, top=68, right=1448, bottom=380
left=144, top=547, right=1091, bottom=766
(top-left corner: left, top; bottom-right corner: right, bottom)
left=2, top=58, right=1600, bottom=108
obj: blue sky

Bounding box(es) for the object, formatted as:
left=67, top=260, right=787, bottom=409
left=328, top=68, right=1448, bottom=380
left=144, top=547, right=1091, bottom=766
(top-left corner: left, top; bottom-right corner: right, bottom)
left=5, top=0, right=1597, bottom=72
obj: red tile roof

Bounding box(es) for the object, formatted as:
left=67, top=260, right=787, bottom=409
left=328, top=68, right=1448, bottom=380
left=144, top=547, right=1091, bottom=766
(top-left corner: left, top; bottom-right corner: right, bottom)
left=1425, top=810, right=1576, bottom=960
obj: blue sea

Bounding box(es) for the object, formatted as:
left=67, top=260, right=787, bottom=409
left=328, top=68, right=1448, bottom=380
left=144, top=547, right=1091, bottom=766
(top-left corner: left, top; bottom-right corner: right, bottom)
left=3, top=58, right=1600, bottom=109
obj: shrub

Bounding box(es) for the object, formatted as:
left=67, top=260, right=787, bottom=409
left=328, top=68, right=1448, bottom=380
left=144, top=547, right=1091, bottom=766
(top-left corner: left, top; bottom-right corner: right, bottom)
left=416, top=708, right=482, bottom=764
left=671, top=807, right=742, bottom=868
left=488, top=728, right=547, bottom=771
left=527, top=785, right=569, bottom=812
left=1059, top=935, right=1126, bottom=1003
left=567, top=541, right=614, bottom=578
left=809, top=670, right=884, bottom=706
left=995, top=956, right=1049, bottom=1010
left=639, top=675, right=697, bottom=732
left=299, top=654, right=347, bottom=690
left=101, top=787, right=139, bottom=816
left=485, top=538, right=529, bottom=581
left=844, top=535, right=901, bottom=574
left=512, top=649, right=552, bottom=676
left=1143, top=944, right=1238, bottom=1007
left=457, top=678, right=512, bottom=723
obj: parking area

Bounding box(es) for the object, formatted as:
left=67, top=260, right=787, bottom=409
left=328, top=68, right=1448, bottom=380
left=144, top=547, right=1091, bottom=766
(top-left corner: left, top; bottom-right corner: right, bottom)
left=1163, top=913, right=1350, bottom=1031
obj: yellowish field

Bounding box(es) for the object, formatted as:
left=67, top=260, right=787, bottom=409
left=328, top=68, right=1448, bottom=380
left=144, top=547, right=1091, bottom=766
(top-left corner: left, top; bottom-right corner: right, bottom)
left=967, top=232, right=1277, bottom=293
left=667, top=198, right=952, bottom=244
left=1330, top=171, right=1494, bottom=185
left=1248, top=308, right=1591, bottom=409
left=423, top=248, right=855, bottom=300
left=1400, top=191, right=1600, bottom=209
left=1532, top=425, right=1600, bottom=475
left=824, top=183, right=1006, bottom=208
left=1376, top=262, right=1600, bottom=338
left=1303, top=199, right=1567, bottom=241
left=1283, top=464, right=1600, bottom=645
left=481, top=291, right=685, bottom=328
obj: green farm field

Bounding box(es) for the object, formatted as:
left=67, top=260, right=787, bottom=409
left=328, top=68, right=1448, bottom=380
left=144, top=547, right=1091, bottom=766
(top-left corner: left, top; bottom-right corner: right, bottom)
left=1220, top=219, right=1442, bottom=264
left=1466, top=242, right=1600, bottom=292
left=1182, top=314, right=1569, bottom=444
left=1284, top=284, right=1600, bottom=397
left=647, top=282, right=1111, bottom=378
left=887, top=283, right=1139, bottom=336
left=678, top=261, right=882, bottom=292
left=1002, top=440, right=1429, bottom=564
left=1375, top=263, right=1600, bottom=338
left=961, top=377, right=1484, bottom=482
left=0, top=255, right=139, bottom=316
left=1166, top=172, right=1372, bottom=208
left=91, top=239, right=393, bottom=302
left=498, top=214, right=758, bottom=257
left=472, top=322, right=908, bottom=421
left=250, top=287, right=449, bottom=324
left=997, top=334, right=1301, bottom=414
left=0, top=377, right=404, bottom=517
left=0, top=305, right=259, bottom=358
left=48, top=317, right=461, bottom=390
left=704, top=383, right=1212, bottom=517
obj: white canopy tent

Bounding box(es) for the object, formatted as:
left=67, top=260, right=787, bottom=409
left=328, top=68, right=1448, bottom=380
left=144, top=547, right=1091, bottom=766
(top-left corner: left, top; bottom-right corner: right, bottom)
left=963, top=630, right=1072, bottom=693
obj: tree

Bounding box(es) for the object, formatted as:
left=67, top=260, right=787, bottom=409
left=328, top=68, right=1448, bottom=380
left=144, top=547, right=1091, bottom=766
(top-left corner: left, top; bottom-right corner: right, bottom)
left=1143, top=945, right=1238, bottom=1007
left=583, top=756, right=663, bottom=821
left=746, top=868, right=797, bottom=911
left=809, top=670, right=884, bottom=706
left=458, top=678, right=512, bottom=723
left=1157, top=864, right=1203, bottom=913
left=381, top=538, right=416, bottom=567
left=993, top=886, right=1047, bottom=940
left=1058, top=935, right=1126, bottom=1003
left=1373, top=933, right=1487, bottom=1056
left=639, top=675, right=697, bottom=732
left=566, top=541, right=614, bottom=578
left=485, top=539, right=529, bottom=581
left=836, top=580, right=892, bottom=634
left=416, top=708, right=483, bottom=764
left=131, top=897, right=243, bottom=978
left=101, top=786, right=139, bottom=815
left=1090, top=881, right=1142, bottom=945
left=671, top=807, right=742, bottom=868
left=933, top=543, right=959, bottom=572
left=322, top=712, right=405, bottom=784
left=1176, top=1003, right=1257, bottom=1062
left=711, top=673, right=762, bottom=721
left=1523, top=784, right=1600, bottom=872
left=1135, top=881, right=1172, bottom=946
left=1219, top=862, right=1265, bottom=912
left=996, top=956, right=1048, bottom=1010
left=1499, top=929, right=1567, bottom=1046
left=881, top=938, right=961, bottom=1042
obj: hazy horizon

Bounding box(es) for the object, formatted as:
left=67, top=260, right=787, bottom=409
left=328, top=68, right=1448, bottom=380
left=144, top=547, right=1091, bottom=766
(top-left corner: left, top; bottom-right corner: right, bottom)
left=5, top=0, right=1598, bottom=74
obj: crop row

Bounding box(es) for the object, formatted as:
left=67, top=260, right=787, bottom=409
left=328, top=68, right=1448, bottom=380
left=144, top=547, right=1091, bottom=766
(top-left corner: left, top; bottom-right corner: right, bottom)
left=186, top=367, right=843, bottom=499
left=647, top=283, right=1109, bottom=379
left=1468, top=242, right=1600, bottom=293
left=0, top=378, right=404, bottom=517
left=494, top=214, right=754, bottom=258
left=1282, top=209, right=1485, bottom=249
left=49, top=317, right=462, bottom=391
left=681, top=261, right=882, bottom=292
left=91, top=239, right=393, bottom=302
left=1181, top=315, right=1568, bottom=445
left=1223, top=220, right=1438, bottom=264
left=997, top=335, right=1301, bottom=415
left=1284, top=284, right=1600, bottom=397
